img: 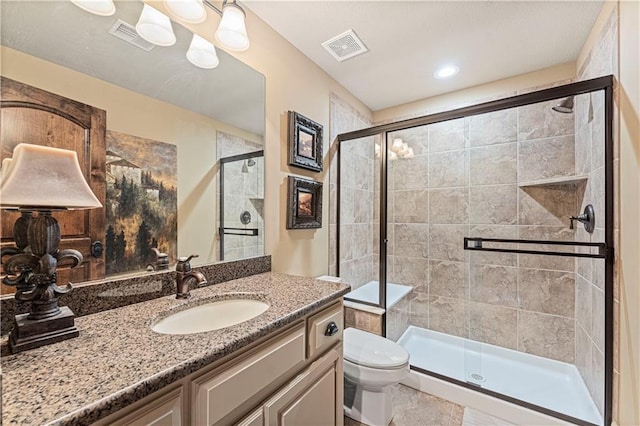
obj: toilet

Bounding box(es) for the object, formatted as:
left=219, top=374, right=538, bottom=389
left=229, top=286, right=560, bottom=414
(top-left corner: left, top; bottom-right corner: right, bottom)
left=343, top=327, right=410, bottom=426
left=314, top=275, right=410, bottom=425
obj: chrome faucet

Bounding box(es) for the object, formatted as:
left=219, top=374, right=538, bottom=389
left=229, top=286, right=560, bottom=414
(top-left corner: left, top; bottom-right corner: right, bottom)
left=175, top=254, right=208, bottom=299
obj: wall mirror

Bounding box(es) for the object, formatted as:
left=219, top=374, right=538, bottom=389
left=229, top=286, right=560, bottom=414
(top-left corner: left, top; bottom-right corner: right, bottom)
left=0, top=0, right=266, bottom=293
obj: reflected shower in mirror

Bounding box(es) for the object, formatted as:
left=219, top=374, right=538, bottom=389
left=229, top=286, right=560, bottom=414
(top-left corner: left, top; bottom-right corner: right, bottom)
left=0, top=0, right=265, bottom=290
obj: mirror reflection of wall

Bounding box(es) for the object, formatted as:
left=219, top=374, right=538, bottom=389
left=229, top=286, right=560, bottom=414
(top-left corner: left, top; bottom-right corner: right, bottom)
left=0, top=0, right=265, bottom=287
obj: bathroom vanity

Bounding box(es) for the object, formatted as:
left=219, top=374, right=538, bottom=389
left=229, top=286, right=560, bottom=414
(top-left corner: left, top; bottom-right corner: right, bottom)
left=0, top=273, right=349, bottom=425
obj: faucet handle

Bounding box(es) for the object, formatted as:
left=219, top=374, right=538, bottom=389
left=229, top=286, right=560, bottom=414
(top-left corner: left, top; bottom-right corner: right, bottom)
left=176, top=254, right=199, bottom=272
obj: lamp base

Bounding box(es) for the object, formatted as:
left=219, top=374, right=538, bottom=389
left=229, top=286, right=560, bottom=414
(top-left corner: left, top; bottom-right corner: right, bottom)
left=8, top=306, right=79, bottom=353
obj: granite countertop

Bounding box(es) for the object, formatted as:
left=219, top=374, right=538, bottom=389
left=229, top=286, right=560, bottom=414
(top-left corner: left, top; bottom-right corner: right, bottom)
left=1, top=272, right=350, bottom=425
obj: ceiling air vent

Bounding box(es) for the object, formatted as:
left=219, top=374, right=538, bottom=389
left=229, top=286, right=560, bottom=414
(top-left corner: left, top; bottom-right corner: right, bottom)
left=321, top=29, right=368, bottom=62
left=108, top=19, right=155, bottom=52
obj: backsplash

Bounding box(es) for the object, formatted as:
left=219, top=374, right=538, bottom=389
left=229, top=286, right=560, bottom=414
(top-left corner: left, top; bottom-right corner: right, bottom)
left=0, top=255, right=271, bottom=335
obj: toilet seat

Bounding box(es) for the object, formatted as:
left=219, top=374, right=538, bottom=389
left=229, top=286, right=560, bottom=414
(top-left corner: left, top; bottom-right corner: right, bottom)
left=343, top=327, right=410, bottom=369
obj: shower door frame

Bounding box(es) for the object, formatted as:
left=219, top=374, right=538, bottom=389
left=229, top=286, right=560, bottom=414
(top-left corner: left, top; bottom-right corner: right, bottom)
left=218, top=150, right=264, bottom=261
left=336, top=75, right=615, bottom=426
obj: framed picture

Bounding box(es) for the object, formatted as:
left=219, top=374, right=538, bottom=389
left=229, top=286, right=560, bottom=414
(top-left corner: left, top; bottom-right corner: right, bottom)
left=288, top=111, right=323, bottom=172
left=287, top=176, right=323, bottom=229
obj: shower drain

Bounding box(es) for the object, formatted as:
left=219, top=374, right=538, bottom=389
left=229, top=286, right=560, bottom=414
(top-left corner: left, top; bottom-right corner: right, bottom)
left=469, top=373, right=486, bottom=382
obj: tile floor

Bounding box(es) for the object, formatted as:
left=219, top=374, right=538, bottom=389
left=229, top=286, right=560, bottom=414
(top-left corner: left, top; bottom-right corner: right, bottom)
left=344, top=384, right=464, bottom=426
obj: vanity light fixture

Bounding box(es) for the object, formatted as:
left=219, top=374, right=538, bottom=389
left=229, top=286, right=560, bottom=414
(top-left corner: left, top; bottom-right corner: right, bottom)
left=434, top=64, right=460, bottom=79
left=187, top=34, right=220, bottom=68
left=164, top=0, right=206, bottom=24
left=373, top=139, right=414, bottom=161
left=214, top=0, right=250, bottom=52
left=70, top=0, right=116, bottom=16
left=136, top=3, right=177, bottom=46
left=0, top=144, right=102, bottom=353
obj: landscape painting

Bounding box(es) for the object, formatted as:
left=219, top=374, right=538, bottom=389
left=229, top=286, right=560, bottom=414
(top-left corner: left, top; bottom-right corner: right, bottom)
left=105, top=131, right=177, bottom=275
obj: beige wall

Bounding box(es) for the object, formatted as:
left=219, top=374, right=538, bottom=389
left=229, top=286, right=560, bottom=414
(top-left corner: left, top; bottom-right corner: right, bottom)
left=373, top=62, right=576, bottom=124
left=0, top=46, right=261, bottom=266
left=616, top=0, right=640, bottom=423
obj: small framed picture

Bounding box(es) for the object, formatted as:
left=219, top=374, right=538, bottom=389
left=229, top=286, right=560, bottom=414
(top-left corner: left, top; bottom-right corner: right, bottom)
left=287, top=176, right=323, bottom=229
left=288, top=111, right=323, bottom=172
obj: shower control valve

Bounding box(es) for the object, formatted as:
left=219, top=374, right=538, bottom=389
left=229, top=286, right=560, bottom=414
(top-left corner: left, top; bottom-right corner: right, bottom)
left=569, top=204, right=595, bottom=233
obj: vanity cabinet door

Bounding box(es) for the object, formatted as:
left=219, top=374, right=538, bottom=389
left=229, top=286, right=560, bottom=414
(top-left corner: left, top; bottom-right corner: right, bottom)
left=108, top=387, right=183, bottom=426
left=263, top=346, right=343, bottom=426
left=0, top=77, right=106, bottom=293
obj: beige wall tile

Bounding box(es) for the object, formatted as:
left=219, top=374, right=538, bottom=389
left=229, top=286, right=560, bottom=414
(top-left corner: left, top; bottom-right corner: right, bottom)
left=393, top=126, right=429, bottom=156
left=591, top=345, right=605, bottom=416
left=469, top=143, right=517, bottom=185
left=429, top=225, right=468, bottom=262
left=468, top=109, right=517, bottom=147
left=518, top=311, right=575, bottom=363
left=469, top=185, right=517, bottom=225
left=340, top=224, right=353, bottom=262
left=393, top=189, right=429, bottom=223
left=518, top=99, right=575, bottom=141
left=429, top=150, right=468, bottom=188
left=576, top=323, right=593, bottom=392
left=576, top=274, right=593, bottom=335
left=429, top=118, right=466, bottom=153
left=429, top=296, right=469, bottom=338
left=391, top=256, right=428, bottom=287
left=518, top=268, right=575, bottom=317
left=519, top=135, right=575, bottom=183
left=575, top=122, right=592, bottom=176
left=354, top=189, right=373, bottom=224
left=352, top=224, right=371, bottom=260
left=470, top=264, right=518, bottom=308
left=592, top=285, right=605, bottom=352
left=429, top=260, right=468, bottom=298
left=429, top=188, right=469, bottom=224
left=469, top=302, right=518, bottom=349
left=392, top=154, right=429, bottom=191
left=393, top=223, right=429, bottom=258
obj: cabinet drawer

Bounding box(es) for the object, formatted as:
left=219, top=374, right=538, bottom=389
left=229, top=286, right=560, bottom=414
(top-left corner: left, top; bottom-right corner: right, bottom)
left=307, top=302, right=343, bottom=358
left=112, top=387, right=183, bottom=426
left=192, top=323, right=306, bottom=425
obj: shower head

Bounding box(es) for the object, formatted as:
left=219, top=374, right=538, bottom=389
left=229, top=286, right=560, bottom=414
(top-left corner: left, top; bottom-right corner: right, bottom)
left=552, top=96, right=574, bottom=114
left=241, top=161, right=249, bottom=173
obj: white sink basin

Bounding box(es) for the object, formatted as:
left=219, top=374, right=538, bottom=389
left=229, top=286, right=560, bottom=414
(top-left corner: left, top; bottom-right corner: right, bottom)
left=152, top=299, right=269, bottom=335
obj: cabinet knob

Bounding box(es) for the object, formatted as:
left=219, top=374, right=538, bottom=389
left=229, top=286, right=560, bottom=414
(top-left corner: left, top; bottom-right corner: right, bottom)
left=324, top=321, right=339, bottom=337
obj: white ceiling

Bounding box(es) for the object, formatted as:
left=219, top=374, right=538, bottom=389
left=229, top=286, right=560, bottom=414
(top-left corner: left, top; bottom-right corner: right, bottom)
left=1, top=1, right=265, bottom=136
left=245, top=1, right=604, bottom=111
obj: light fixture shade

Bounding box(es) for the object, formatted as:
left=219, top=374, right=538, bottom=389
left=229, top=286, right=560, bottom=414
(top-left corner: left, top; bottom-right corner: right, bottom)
left=70, top=0, right=116, bottom=16
left=164, top=0, right=206, bottom=24
left=215, top=1, right=249, bottom=52
left=187, top=34, right=220, bottom=69
left=136, top=4, right=176, bottom=47
left=0, top=144, right=102, bottom=210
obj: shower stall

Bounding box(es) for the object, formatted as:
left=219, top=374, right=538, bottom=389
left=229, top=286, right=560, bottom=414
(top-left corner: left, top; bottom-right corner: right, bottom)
left=336, top=76, right=614, bottom=425
left=218, top=150, right=264, bottom=261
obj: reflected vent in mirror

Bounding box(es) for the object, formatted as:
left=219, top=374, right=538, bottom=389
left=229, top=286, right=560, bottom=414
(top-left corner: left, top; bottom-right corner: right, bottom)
left=108, top=19, right=156, bottom=52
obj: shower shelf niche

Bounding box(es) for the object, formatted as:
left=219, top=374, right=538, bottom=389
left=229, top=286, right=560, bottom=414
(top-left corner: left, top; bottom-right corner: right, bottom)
left=518, top=174, right=588, bottom=188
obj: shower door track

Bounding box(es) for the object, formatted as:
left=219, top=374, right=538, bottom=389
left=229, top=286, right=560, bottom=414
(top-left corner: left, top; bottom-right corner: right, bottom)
left=336, top=75, right=615, bottom=425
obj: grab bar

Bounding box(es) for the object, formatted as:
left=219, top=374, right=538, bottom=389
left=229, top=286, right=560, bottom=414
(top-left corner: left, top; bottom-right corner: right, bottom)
left=463, top=237, right=607, bottom=259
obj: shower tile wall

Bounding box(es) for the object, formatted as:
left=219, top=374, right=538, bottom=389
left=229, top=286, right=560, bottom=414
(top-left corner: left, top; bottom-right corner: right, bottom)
left=573, top=6, right=618, bottom=417
left=388, top=100, right=581, bottom=363
left=216, top=131, right=264, bottom=261
left=329, top=94, right=374, bottom=288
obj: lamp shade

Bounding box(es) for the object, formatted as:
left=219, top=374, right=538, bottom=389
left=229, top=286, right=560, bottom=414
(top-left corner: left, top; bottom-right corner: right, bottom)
left=0, top=144, right=102, bottom=210
left=186, top=34, right=220, bottom=69
left=70, top=0, right=116, bottom=16
left=164, top=0, right=206, bottom=24
left=215, top=1, right=249, bottom=51
left=136, top=4, right=176, bottom=47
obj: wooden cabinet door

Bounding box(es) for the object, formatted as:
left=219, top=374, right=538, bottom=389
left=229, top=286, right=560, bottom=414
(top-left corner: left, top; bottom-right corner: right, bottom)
left=0, top=77, right=106, bottom=293
left=263, top=347, right=342, bottom=426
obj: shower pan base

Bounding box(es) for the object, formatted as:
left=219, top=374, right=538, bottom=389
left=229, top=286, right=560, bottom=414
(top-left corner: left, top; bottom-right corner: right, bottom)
left=398, top=326, right=602, bottom=425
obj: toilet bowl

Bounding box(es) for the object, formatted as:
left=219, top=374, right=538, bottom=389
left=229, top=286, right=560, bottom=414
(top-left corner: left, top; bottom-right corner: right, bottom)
left=343, top=327, right=410, bottom=426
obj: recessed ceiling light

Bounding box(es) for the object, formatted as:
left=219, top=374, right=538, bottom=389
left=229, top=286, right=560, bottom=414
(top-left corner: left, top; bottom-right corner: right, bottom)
left=434, top=65, right=460, bottom=79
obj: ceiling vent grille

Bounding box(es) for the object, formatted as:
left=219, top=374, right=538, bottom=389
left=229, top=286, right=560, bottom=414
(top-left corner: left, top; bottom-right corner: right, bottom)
left=108, top=19, right=155, bottom=52
left=321, top=29, right=368, bottom=62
